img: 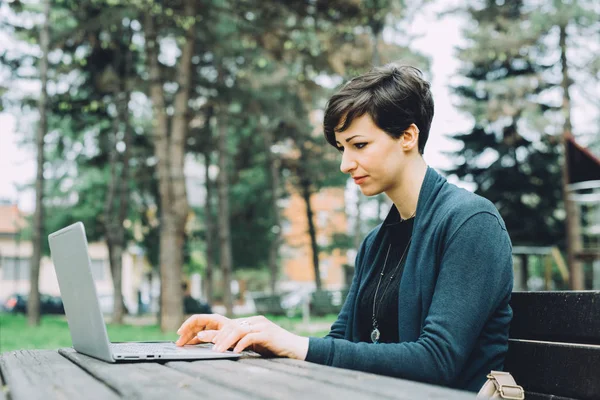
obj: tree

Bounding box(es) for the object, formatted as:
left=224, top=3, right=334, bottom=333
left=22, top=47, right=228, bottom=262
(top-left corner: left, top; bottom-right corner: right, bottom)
left=448, top=0, right=599, bottom=290
left=2, top=0, right=438, bottom=315
left=216, top=81, right=234, bottom=316
left=535, top=0, right=600, bottom=289
left=447, top=0, right=565, bottom=247
left=28, top=0, right=50, bottom=327
left=102, top=25, right=134, bottom=324
left=203, top=146, right=216, bottom=303
left=144, top=0, right=197, bottom=331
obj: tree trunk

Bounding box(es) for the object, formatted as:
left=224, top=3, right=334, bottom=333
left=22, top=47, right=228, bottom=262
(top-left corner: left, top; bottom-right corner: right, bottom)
left=104, top=122, right=127, bottom=324
left=103, top=28, right=133, bottom=325
left=107, top=241, right=125, bottom=323
left=145, top=1, right=196, bottom=331
left=559, top=23, right=583, bottom=290
left=370, top=19, right=382, bottom=67
left=262, top=126, right=282, bottom=294
left=299, top=170, right=321, bottom=291
left=203, top=149, right=214, bottom=304
left=28, top=0, right=50, bottom=327
left=144, top=13, right=171, bottom=329
left=104, top=102, right=122, bottom=322
left=217, top=98, right=234, bottom=316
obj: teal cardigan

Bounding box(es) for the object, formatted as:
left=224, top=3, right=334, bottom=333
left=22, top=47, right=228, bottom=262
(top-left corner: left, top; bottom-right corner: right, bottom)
left=305, top=167, right=513, bottom=392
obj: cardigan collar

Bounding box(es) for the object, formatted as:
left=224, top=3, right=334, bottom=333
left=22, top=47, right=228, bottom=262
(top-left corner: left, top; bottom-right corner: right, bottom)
left=381, top=166, right=446, bottom=230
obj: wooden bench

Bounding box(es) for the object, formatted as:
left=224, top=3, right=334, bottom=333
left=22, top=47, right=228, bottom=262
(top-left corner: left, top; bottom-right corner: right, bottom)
left=252, top=294, right=287, bottom=316
left=505, top=291, right=600, bottom=400
left=310, top=289, right=350, bottom=317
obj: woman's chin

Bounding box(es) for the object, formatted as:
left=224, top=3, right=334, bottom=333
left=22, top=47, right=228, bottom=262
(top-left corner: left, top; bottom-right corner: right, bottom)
left=359, top=185, right=382, bottom=197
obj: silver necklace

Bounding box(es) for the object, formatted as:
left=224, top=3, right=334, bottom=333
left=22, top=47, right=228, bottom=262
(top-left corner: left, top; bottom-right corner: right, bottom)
left=370, top=235, right=413, bottom=344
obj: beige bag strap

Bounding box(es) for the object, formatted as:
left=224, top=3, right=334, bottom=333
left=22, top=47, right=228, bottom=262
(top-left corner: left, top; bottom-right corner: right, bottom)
left=486, top=371, right=525, bottom=399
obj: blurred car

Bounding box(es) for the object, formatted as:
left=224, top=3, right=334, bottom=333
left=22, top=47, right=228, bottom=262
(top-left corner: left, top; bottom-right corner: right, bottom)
left=2, top=293, right=65, bottom=315
left=2, top=293, right=27, bottom=313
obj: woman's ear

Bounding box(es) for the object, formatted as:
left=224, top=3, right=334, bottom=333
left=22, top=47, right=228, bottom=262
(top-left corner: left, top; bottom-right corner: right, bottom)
left=402, top=123, right=420, bottom=151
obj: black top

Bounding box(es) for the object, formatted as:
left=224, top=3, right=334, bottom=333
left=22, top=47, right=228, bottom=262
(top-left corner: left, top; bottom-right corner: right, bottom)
left=357, top=212, right=414, bottom=343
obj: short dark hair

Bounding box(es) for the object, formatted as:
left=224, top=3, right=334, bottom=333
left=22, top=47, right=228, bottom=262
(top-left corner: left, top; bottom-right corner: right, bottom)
left=323, top=64, right=434, bottom=154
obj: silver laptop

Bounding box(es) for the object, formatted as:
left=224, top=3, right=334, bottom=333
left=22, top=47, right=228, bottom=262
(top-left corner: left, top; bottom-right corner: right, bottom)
left=48, top=222, right=240, bottom=362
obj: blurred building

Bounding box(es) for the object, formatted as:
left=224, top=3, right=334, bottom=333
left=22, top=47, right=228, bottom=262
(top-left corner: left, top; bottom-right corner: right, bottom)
left=0, top=203, right=155, bottom=314
left=279, top=109, right=353, bottom=291
left=280, top=186, right=351, bottom=290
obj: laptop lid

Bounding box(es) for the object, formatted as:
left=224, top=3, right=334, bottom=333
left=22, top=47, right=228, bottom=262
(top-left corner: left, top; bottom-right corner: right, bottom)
left=48, top=222, right=114, bottom=362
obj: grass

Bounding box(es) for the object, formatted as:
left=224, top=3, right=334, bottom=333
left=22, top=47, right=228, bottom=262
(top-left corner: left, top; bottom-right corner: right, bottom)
left=0, top=312, right=336, bottom=353
left=0, top=313, right=177, bottom=353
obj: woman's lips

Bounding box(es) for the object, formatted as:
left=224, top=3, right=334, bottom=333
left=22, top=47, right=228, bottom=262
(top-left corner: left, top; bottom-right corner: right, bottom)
left=353, top=176, right=368, bottom=185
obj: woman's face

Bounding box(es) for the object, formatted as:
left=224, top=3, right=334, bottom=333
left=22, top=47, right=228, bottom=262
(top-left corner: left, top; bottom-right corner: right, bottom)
left=335, top=114, right=407, bottom=197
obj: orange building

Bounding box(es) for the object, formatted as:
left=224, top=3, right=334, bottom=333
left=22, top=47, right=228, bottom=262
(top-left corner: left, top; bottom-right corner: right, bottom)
left=278, top=108, right=354, bottom=290
left=280, top=185, right=351, bottom=290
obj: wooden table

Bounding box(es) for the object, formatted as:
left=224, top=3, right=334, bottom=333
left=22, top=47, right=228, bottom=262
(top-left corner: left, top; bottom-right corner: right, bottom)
left=0, top=348, right=476, bottom=399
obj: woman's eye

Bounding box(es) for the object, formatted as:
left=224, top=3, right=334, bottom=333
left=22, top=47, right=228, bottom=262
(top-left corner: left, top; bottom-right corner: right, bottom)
left=355, top=143, right=367, bottom=149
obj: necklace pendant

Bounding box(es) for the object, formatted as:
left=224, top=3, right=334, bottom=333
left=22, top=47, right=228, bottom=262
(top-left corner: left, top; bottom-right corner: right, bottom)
left=371, top=327, right=380, bottom=344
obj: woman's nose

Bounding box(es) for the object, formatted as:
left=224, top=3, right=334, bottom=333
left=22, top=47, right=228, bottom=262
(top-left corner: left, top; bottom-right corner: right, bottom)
left=340, top=152, right=357, bottom=174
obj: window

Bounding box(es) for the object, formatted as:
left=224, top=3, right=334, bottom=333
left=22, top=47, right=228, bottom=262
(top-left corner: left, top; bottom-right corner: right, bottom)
left=281, top=220, right=292, bottom=235
left=317, top=234, right=330, bottom=247
left=319, top=259, right=330, bottom=279
left=90, top=259, right=106, bottom=281
left=1, top=257, right=31, bottom=280
left=317, top=211, right=328, bottom=228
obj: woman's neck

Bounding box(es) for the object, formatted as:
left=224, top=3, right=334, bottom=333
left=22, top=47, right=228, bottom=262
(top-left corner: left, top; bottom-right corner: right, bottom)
left=386, top=157, right=427, bottom=219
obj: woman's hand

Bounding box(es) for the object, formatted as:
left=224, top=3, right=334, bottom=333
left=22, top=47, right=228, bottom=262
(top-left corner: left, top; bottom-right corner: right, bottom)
left=175, top=314, right=309, bottom=360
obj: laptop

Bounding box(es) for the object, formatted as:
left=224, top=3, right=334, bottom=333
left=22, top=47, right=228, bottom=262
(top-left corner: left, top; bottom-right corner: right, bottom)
left=48, top=222, right=240, bottom=362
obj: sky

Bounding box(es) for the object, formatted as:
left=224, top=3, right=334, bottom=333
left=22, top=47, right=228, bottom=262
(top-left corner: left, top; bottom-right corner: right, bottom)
left=0, top=1, right=592, bottom=213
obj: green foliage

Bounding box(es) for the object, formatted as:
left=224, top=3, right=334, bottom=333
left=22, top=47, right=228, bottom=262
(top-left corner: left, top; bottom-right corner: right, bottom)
left=323, top=232, right=355, bottom=254
left=234, top=268, right=272, bottom=292
left=1, top=0, right=431, bottom=286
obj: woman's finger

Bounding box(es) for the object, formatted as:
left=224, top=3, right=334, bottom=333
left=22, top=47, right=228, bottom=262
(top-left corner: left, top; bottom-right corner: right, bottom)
left=184, top=337, right=203, bottom=345
left=214, top=328, right=244, bottom=352
left=211, top=325, right=234, bottom=348
left=177, top=314, right=205, bottom=334
left=233, top=332, right=263, bottom=354
left=196, top=329, right=219, bottom=343
left=178, top=314, right=227, bottom=335
left=176, top=314, right=226, bottom=346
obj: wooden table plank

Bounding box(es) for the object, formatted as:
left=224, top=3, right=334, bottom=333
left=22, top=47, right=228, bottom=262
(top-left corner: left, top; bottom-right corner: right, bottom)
left=59, top=348, right=251, bottom=400
left=0, top=350, right=119, bottom=400
left=259, top=358, right=475, bottom=400
left=168, top=357, right=392, bottom=400
left=1, top=349, right=481, bottom=399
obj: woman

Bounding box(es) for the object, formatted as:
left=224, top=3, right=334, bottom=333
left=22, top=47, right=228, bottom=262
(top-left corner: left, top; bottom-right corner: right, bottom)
left=176, top=64, right=513, bottom=392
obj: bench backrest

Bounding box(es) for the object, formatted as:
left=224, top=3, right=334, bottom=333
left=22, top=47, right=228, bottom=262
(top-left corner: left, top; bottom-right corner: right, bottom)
left=310, top=289, right=350, bottom=316
left=505, top=291, right=600, bottom=400
left=252, top=294, right=286, bottom=316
